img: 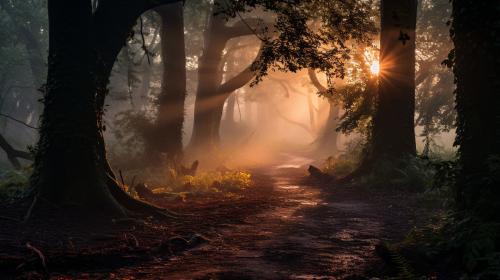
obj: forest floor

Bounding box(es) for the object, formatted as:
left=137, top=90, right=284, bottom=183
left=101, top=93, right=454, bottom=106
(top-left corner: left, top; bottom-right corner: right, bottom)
left=0, top=154, right=435, bottom=279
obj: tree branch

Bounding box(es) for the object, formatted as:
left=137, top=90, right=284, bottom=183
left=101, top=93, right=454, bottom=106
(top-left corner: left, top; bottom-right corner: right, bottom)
left=271, top=104, right=314, bottom=136
left=0, top=113, right=38, bottom=130
left=225, top=18, right=274, bottom=39
left=308, top=69, right=328, bottom=93
left=0, top=133, right=32, bottom=169
left=217, top=44, right=264, bottom=95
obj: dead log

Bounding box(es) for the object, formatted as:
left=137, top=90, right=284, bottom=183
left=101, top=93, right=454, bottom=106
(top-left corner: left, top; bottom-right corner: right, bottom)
left=308, top=165, right=335, bottom=183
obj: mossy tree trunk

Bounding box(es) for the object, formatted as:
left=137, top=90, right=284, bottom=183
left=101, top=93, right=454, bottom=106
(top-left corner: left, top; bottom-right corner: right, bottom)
left=31, top=0, right=126, bottom=217
left=451, top=0, right=500, bottom=217
left=30, top=0, right=180, bottom=219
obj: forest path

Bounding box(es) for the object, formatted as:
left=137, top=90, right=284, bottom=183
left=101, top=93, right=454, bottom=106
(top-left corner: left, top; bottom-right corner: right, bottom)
left=110, top=153, right=413, bottom=279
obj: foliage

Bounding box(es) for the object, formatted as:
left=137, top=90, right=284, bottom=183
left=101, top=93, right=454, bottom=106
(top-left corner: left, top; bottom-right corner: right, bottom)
left=354, top=156, right=435, bottom=191
left=322, top=137, right=366, bottom=177
left=126, top=167, right=253, bottom=201
left=221, top=0, right=377, bottom=87
left=107, top=109, right=157, bottom=166
left=442, top=217, right=500, bottom=279
left=415, top=0, right=455, bottom=155
left=0, top=168, right=30, bottom=202
left=382, top=242, right=419, bottom=280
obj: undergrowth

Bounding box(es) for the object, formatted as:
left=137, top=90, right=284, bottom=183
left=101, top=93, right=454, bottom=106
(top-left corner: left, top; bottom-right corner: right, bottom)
left=0, top=168, right=30, bottom=202
left=124, top=167, right=253, bottom=201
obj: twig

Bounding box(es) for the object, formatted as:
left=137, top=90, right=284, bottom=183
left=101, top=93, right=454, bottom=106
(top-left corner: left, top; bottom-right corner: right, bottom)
left=139, top=16, right=152, bottom=65
left=131, top=175, right=137, bottom=188
left=23, top=196, right=37, bottom=222
left=124, top=233, right=139, bottom=247
left=0, top=215, right=20, bottom=223
left=119, top=169, right=126, bottom=186
left=26, top=242, right=47, bottom=271
left=0, top=113, right=38, bottom=130
left=235, top=93, right=242, bottom=122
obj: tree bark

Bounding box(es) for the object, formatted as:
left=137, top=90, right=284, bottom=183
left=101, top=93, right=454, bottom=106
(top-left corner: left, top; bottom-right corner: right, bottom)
left=369, top=0, right=417, bottom=160
left=30, top=0, right=182, bottom=219
left=30, top=0, right=126, bottom=217
left=452, top=0, right=500, bottom=217
left=145, top=2, right=187, bottom=163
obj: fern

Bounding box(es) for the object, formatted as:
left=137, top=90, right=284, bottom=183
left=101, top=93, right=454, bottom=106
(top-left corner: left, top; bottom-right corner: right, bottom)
left=383, top=242, right=419, bottom=280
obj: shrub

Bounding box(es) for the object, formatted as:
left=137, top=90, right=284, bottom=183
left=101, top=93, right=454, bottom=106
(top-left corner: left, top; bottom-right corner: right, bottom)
left=0, top=168, right=30, bottom=202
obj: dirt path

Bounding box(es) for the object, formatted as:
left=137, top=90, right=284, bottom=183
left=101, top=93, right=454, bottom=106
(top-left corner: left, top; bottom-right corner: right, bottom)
left=105, top=156, right=415, bottom=279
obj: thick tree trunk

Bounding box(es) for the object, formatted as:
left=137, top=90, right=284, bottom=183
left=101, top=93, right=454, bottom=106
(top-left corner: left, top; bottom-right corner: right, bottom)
left=189, top=12, right=227, bottom=150
left=31, top=0, right=126, bottom=217
left=369, top=0, right=417, bottom=160
left=27, top=0, right=182, bottom=222
left=145, top=2, right=187, bottom=163
left=452, top=0, right=500, bottom=217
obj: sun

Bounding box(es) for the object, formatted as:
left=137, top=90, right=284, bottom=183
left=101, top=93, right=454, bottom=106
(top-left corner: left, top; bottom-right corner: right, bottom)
left=370, top=61, right=380, bottom=75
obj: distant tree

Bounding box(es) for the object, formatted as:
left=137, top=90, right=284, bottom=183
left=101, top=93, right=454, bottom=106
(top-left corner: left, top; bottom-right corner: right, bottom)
left=204, top=0, right=376, bottom=153
left=144, top=2, right=187, bottom=163
left=0, top=0, right=47, bottom=151
left=415, top=0, right=455, bottom=156
left=189, top=0, right=269, bottom=151
left=308, top=69, right=341, bottom=154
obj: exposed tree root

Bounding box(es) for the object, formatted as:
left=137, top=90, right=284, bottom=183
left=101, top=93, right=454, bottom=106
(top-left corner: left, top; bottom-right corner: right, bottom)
left=106, top=175, right=180, bottom=220
left=2, top=233, right=209, bottom=277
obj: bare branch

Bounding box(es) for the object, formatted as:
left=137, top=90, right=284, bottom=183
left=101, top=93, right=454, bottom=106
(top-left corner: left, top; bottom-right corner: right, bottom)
left=308, top=69, right=328, bottom=93
left=0, top=113, right=38, bottom=130
left=0, top=133, right=33, bottom=169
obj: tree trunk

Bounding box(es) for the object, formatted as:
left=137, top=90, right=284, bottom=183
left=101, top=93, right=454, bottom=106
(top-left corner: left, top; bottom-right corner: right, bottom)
left=30, top=0, right=179, bottom=220
left=369, top=0, right=417, bottom=160
left=307, top=92, right=316, bottom=133
left=189, top=11, right=227, bottom=150
left=31, top=0, right=126, bottom=217
left=452, top=0, right=500, bottom=217
left=189, top=4, right=267, bottom=152
left=224, top=93, right=236, bottom=125
left=315, top=101, right=340, bottom=154
left=146, top=2, right=186, bottom=163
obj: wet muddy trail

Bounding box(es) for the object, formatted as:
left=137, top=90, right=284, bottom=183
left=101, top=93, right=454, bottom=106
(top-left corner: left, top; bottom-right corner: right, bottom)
left=105, top=157, right=417, bottom=279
